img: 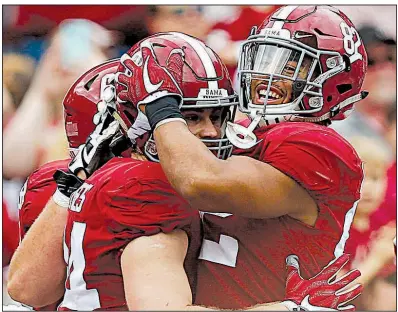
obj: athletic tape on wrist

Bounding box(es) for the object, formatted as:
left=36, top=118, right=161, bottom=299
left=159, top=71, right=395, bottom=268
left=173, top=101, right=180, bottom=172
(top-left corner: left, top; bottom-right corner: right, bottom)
left=154, top=118, right=187, bottom=131
left=145, top=95, right=183, bottom=129
left=280, top=301, right=300, bottom=311
left=52, top=188, right=70, bottom=209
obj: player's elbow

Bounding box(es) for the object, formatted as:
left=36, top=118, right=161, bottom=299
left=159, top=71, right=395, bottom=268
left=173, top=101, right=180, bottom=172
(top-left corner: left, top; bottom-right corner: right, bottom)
left=7, top=271, right=57, bottom=307
left=7, top=275, right=40, bottom=306
left=178, top=172, right=229, bottom=212
left=178, top=174, right=213, bottom=204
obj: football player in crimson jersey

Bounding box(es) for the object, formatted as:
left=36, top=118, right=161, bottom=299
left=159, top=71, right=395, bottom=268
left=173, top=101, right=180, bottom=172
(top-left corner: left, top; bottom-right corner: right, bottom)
left=115, top=7, right=367, bottom=310
left=7, top=60, right=119, bottom=309
left=10, top=32, right=362, bottom=312
left=58, top=31, right=361, bottom=312
left=10, top=33, right=241, bottom=311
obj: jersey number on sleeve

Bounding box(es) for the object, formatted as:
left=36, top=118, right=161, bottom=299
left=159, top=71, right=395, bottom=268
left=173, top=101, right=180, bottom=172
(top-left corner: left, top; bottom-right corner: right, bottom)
left=61, top=221, right=101, bottom=310
left=198, top=212, right=239, bottom=268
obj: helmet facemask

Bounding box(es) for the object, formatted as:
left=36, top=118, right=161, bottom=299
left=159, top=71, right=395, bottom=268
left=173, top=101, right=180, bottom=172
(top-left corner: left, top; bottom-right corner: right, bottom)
left=144, top=95, right=238, bottom=162
left=229, top=32, right=347, bottom=148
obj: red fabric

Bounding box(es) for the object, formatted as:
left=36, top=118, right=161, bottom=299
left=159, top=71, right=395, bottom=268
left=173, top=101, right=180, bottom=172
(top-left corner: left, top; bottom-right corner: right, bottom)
left=19, top=159, right=69, bottom=239
left=15, top=5, right=144, bottom=28
left=195, top=122, right=363, bottom=309
left=2, top=201, right=19, bottom=267
left=60, top=158, right=201, bottom=310
left=237, top=122, right=363, bottom=233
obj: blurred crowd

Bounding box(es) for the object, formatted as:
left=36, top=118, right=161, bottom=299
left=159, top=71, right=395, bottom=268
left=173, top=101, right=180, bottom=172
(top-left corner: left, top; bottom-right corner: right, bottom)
left=2, top=5, right=396, bottom=311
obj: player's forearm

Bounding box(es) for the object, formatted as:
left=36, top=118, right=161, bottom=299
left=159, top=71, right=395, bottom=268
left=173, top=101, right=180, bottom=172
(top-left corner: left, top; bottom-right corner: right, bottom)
left=154, top=123, right=297, bottom=218
left=8, top=198, right=67, bottom=306
left=154, top=121, right=225, bottom=201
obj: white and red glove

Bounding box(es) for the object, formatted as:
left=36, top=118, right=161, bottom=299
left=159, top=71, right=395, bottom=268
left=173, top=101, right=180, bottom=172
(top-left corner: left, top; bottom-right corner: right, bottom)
left=282, top=254, right=362, bottom=311
left=115, top=41, right=185, bottom=129
left=53, top=112, right=120, bottom=208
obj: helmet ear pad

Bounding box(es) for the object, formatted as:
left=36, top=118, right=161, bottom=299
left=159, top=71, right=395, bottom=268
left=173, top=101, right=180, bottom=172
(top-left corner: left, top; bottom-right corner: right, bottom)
left=292, top=79, right=307, bottom=100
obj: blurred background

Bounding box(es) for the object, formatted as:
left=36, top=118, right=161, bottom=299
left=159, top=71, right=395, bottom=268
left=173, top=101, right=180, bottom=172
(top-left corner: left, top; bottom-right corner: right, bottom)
left=2, top=5, right=396, bottom=311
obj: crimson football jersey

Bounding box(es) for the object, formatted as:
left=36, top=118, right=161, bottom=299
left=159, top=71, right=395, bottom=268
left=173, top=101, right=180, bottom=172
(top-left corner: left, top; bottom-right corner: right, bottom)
left=59, top=157, right=202, bottom=311
left=195, top=122, right=363, bottom=309
left=18, top=159, right=69, bottom=239
left=17, top=159, right=69, bottom=311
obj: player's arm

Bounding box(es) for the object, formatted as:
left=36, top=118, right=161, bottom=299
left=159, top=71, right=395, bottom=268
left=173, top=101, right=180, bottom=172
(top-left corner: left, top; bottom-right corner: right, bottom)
left=121, top=229, right=288, bottom=311
left=7, top=197, right=67, bottom=307
left=7, top=168, right=85, bottom=307
left=154, top=120, right=316, bottom=223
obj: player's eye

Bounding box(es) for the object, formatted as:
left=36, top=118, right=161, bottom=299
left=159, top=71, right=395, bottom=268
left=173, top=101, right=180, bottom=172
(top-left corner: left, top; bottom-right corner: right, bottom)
left=184, top=114, right=200, bottom=122
left=210, top=114, right=221, bottom=121
left=210, top=114, right=222, bottom=123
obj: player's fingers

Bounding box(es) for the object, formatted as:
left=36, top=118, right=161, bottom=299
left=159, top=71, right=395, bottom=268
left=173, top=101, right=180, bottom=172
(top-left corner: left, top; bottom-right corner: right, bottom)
left=336, top=283, right=362, bottom=303
left=116, top=90, right=129, bottom=104
left=321, top=254, right=350, bottom=282
left=337, top=304, right=356, bottom=312
left=115, top=72, right=129, bottom=87
left=336, top=289, right=362, bottom=312
left=120, top=53, right=136, bottom=73
left=140, top=44, right=156, bottom=61
left=332, top=269, right=361, bottom=286
left=285, top=255, right=303, bottom=281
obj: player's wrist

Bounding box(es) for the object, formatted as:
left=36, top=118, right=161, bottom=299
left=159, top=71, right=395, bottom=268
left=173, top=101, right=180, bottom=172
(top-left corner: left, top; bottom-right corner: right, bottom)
left=52, top=188, right=70, bottom=208
left=53, top=170, right=84, bottom=208
left=280, top=300, right=304, bottom=311
left=144, top=95, right=184, bottom=129
left=154, top=117, right=187, bottom=131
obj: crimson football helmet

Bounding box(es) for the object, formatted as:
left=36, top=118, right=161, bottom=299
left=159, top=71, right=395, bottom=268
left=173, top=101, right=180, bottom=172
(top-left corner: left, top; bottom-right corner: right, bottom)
left=114, top=32, right=238, bottom=161
left=237, top=5, right=368, bottom=130
left=63, top=59, right=119, bottom=158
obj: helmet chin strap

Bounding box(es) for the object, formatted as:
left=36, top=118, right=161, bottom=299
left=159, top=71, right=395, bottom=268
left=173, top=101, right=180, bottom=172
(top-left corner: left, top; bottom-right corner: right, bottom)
left=226, top=114, right=263, bottom=149
left=290, top=91, right=368, bottom=123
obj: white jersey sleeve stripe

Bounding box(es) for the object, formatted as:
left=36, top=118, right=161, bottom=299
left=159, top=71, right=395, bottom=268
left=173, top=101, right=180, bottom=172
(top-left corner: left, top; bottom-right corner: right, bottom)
left=333, top=162, right=364, bottom=258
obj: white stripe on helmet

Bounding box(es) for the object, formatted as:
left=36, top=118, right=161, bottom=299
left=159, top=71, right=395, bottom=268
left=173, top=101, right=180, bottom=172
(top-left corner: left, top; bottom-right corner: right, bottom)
left=171, top=32, right=219, bottom=89
left=264, top=5, right=298, bottom=31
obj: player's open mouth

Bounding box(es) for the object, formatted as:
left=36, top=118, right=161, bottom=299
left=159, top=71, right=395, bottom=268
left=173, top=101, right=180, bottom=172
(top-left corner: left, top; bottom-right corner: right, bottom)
left=254, top=84, right=285, bottom=105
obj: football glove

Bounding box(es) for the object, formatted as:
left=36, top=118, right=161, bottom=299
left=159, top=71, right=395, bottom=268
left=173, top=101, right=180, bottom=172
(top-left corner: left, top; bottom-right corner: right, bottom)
left=68, top=112, right=120, bottom=178
left=115, top=41, right=185, bottom=129
left=282, top=254, right=362, bottom=311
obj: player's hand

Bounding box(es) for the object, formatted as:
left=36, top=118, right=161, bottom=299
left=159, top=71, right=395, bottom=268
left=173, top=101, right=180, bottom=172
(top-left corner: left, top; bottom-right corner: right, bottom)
left=52, top=169, right=84, bottom=208
left=282, top=254, right=362, bottom=311
left=115, top=41, right=184, bottom=110
left=52, top=112, right=120, bottom=208
left=68, top=112, right=120, bottom=178
left=115, top=41, right=186, bottom=129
